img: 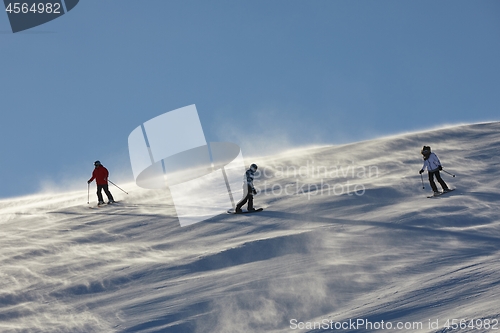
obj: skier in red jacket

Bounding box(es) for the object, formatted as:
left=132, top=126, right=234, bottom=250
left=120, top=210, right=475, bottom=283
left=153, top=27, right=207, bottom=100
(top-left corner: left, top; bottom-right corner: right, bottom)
left=88, top=160, right=115, bottom=205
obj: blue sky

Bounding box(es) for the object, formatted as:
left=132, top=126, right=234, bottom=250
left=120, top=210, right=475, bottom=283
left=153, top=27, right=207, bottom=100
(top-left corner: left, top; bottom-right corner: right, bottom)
left=1, top=1, right=499, bottom=198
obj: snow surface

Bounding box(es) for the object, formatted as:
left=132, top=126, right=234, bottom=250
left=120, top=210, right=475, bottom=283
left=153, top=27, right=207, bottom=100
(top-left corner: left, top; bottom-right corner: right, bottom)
left=1, top=122, right=499, bottom=333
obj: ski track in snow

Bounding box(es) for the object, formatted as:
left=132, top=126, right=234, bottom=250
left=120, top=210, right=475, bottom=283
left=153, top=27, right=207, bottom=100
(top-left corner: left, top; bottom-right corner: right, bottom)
left=1, top=122, right=499, bottom=333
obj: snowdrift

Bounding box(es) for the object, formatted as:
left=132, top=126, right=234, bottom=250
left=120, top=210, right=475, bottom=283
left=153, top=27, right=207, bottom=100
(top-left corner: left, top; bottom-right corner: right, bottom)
left=1, top=122, right=499, bottom=333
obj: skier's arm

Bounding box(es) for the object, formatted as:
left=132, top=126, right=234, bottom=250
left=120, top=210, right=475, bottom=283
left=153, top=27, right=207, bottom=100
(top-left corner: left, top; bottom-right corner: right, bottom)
left=249, top=177, right=257, bottom=194
left=420, top=161, right=427, bottom=173
left=434, top=155, right=442, bottom=169
left=88, top=171, right=96, bottom=184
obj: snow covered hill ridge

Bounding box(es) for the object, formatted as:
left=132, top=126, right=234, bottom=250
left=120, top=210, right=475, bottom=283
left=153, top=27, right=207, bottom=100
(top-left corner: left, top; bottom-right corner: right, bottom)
left=1, top=122, right=499, bottom=333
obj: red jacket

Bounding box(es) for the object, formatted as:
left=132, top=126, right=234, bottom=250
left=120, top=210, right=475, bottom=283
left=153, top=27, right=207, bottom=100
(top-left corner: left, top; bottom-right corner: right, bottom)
left=89, top=165, right=109, bottom=185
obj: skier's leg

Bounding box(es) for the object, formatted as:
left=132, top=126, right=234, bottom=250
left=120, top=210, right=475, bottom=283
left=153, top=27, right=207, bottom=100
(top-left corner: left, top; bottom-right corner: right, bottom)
left=428, top=172, right=438, bottom=192
left=235, top=196, right=248, bottom=211
left=435, top=171, right=449, bottom=190
left=235, top=184, right=249, bottom=211
left=96, top=185, right=104, bottom=203
left=247, top=185, right=254, bottom=210
left=103, top=184, right=115, bottom=202
left=247, top=194, right=254, bottom=210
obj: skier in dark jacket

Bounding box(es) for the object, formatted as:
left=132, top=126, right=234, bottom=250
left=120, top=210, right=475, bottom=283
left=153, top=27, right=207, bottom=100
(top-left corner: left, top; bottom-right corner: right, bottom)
left=419, top=146, right=450, bottom=196
left=235, top=163, right=258, bottom=213
left=88, top=160, right=115, bottom=205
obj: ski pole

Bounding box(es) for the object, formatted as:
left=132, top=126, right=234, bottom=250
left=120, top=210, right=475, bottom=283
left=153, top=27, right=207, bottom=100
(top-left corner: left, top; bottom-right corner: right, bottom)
left=108, top=180, right=129, bottom=194
left=420, top=173, right=425, bottom=189
left=87, top=183, right=90, bottom=204
left=442, top=169, right=456, bottom=177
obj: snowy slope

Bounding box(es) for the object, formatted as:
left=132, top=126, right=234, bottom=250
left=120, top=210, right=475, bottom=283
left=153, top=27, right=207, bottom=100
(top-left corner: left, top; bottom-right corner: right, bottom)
left=1, top=122, right=499, bottom=333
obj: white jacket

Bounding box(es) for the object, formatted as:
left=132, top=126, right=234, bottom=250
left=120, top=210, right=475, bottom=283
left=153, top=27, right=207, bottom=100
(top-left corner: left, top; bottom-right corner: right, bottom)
left=422, top=153, right=442, bottom=172
left=243, top=169, right=255, bottom=188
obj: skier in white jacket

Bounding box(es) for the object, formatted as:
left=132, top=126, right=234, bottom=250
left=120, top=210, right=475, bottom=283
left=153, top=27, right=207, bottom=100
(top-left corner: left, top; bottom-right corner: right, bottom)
left=419, top=146, right=450, bottom=195
left=235, top=163, right=258, bottom=213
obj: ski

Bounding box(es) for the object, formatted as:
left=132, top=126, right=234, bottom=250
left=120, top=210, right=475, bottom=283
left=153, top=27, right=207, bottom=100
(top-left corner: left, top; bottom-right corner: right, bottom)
left=88, top=202, right=118, bottom=209
left=89, top=204, right=108, bottom=209
left=427, top=189, right=455, bottom=198
left=227, top=208, right=264, bottom=214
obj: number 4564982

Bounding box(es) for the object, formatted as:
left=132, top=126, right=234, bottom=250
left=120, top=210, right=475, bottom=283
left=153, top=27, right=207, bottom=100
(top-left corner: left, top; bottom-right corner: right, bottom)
left=5, top=2, right=62, bottom=14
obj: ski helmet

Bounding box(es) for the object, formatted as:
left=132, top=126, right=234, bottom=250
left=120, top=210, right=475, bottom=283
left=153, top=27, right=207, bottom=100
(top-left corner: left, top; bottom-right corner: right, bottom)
left=94, top=160, right=101, bottom=166
left=250, top=163, right=258, bottom=172
left=421, top=146, right=431, bottom=157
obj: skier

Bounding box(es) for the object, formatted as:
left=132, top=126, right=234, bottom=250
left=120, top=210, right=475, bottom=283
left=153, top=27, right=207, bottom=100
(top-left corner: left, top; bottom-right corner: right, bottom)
left=88, top=160, right=115, bottom=205
left=235, top=163, right=258, bottom=213
left=419, top=146, right=450, bottom=196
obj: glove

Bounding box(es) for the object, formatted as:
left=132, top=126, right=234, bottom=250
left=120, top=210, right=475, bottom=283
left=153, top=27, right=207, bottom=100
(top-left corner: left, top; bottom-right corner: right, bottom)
left=87, top=180, right=92, bottom=184
left=438, top=165, right=443, bottom=171
left=252, top=188, right=257, bottom=195
left=419, top=169, right=424, bottom=174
